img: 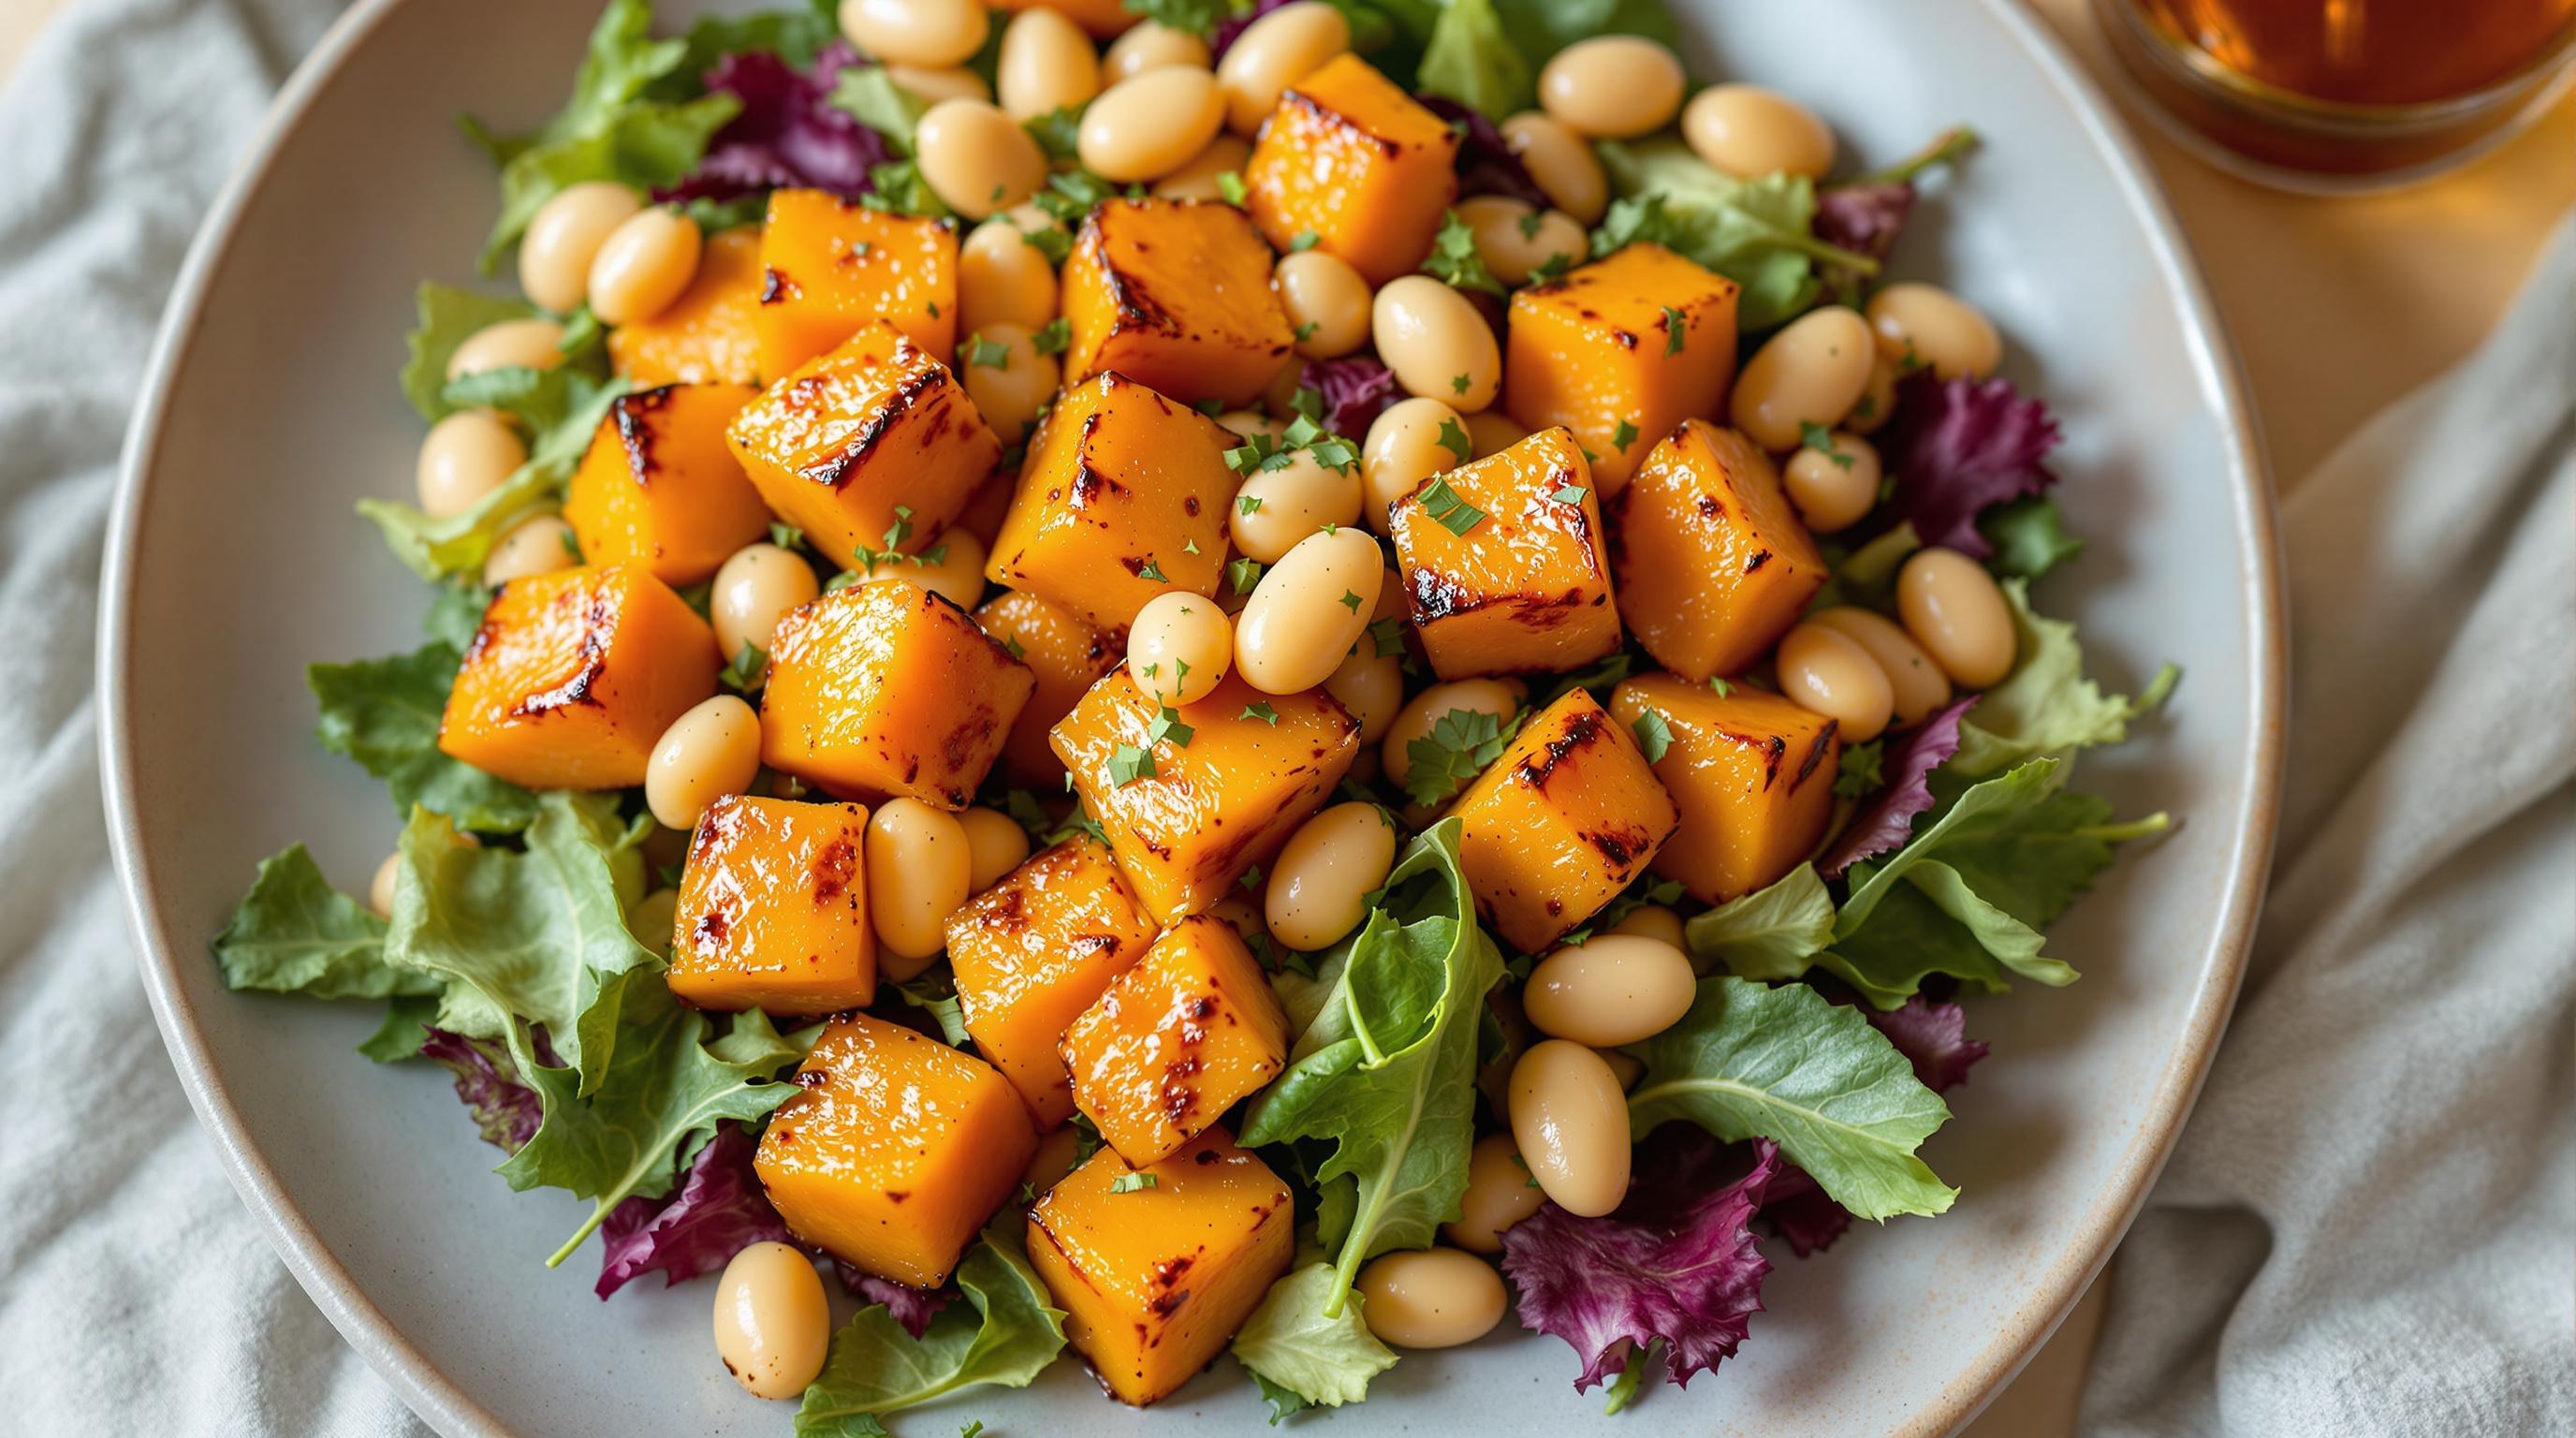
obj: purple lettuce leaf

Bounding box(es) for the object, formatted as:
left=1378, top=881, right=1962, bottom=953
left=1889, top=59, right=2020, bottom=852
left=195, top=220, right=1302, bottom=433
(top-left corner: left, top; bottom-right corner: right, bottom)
left=1815, top=183, right=1915, bottom=268
left=594, top=1123, right=790, bottom=1299
left=659, top=41, right=886, bottom=204
left=1210, top=0, right=1298, bottom=58
left=1816, top=696, right=1977, bottom=879
left=1305, top=354, right=1400, bottom=439
left=835, top=1264, right=957, bottom=1339
left=1754, top=1167, right=1850, bottom=1257
left=420, top=1028, right=542, bottom=1152
left=1501, top=1128, right=1780, bottom=1392
left=1762, top=995, right=1988, bottom=1255
left=1418, top=95, right=1550, bottom=207
left=1880, top=372, right=2062, bottom=558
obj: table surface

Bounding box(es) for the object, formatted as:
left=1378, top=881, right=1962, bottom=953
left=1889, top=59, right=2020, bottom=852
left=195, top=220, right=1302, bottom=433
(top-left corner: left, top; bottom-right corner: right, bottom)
left=7, top=0, right=2569, bottom=1433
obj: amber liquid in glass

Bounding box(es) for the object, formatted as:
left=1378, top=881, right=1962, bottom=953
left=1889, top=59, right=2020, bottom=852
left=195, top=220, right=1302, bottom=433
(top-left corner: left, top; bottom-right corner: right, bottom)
left=2138, top=0, right=2576, bottom=106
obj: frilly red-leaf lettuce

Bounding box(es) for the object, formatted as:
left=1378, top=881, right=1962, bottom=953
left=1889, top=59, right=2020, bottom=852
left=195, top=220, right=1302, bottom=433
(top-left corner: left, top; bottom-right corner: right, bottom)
left=1817, top=696, right=1977, bottom=879
left=1763, top=995, right=1989, bottom=1255
left=1304, top=355, right=1400, bottom=440
left=1419, top=95, right=1550, bottom=207
left=1814, top=182, right=1913, bottom=301
left=420, top=1028, right=543, bottom=1152
left=1500, top=1128, right=1780, bottom=1392
left=594, top=1123, right=789, bottom=1299
left=660, top=41, right=886, bottom=204
left=836, top=1264, right=957, bottom=1339
left=1881, top=373, right=2062, bottom=558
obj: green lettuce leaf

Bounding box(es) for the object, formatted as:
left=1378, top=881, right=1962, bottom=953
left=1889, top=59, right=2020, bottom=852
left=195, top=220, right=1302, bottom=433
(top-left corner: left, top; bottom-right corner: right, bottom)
left=1950, top=580, right=2177, bottom=776
left=665, top=1, right=842, bottom=84
left=1489, top=0, right=1680, bottom=63
left=1682, top=863, right=1835, bottom=981
left=1239, top=819, right=1501, bottom=1313
left=1978, top=496, right=2085, bottom=580
left=1415, top=0, right=1532, bottom=119
left=1231, top=1262, right=1399, bottom=1417
left=498, top=983, right=801, bottom=1266
left=309, top=642, right=538, bottom=833
left=1592, top=139, right=1881, bottom=330
left=830, top=66, right=931, bottom=154
left=359, top=993, right=443, bottom=1063
left=422, top=580, right=493, bottom=651
left=383, top=794, right=654, bottom=1094
left=399, top=283, right=533, bottom=422
left=1624, top=976, right=1954, bottom=1221
left=211, top=844, right=437, bottom=1000
left=357, top=368, right=627, bottom=581
left=796, top=1232, right=1068, bottom=1436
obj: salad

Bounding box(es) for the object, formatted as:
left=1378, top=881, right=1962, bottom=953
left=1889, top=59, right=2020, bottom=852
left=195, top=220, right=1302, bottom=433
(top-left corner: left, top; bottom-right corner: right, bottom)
left=212, top=0, right=2177, bottom=1428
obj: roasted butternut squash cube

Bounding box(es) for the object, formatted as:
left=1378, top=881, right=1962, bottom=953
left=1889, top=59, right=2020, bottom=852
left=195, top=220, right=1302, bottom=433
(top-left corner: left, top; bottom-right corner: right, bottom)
left=946, top=838, right=1159, bottom=1125
left=756, top=190, right=957, bottom=380
left=973, top=590, right=1121, bottom=786
left=1388, top=426, right=1620, bottom=680
left=1450, top=688, right=1679, bottom=952
left=668, top=794, right=875, bottom=1015
left=726, top=319, right=1003, bottom=572
left=1061, top=198, right=1295, bottom=408
left=1611, top=418, right=1828, bottom=681
left=1243, top=53, right=1459, bottom=285
left=756, top=1013, right=1037, bottom=1287
left=1052, top=671, right=1359, bottom=923
left=1061, top=915, right=1289, bottom=1165
left=987, top=0, right=1137, bottom=38
left=984, top=372, right=1236, bottom=631
left=562, top=383, right=770, bottom=586
left=1505, top=243, right=1740, bottom=492
left=1608, top=675, right=1837, bottom=904
left=437, top=564, right=720, bottom=790
left=607, top=225, right=764, bottom=386
left=1027, top=1128, right=1293, bottom=1406
left=760, top=579, right=1035, bottom=808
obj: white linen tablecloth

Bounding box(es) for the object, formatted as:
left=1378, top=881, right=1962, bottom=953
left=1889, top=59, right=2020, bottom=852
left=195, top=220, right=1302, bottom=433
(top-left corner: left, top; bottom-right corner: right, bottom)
left=0, top=1, right=2564, bottom=1433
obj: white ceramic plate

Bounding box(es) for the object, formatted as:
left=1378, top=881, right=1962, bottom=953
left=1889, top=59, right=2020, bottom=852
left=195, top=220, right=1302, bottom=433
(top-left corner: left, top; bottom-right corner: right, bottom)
left=101, top=1, right=2283, bottom=1433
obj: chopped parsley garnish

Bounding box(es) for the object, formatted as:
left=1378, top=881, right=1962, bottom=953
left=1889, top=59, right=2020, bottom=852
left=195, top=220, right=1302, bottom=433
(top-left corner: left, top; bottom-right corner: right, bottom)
left=963, top=334, right=1012, bottom=369
left=1549, top=484, right=1588, bottom=505
left=1403, top=707, right=1519, bottom=808
left=768, top=522, right=805, bottom=551
left=1365, top=615, right=1406, bottom=659
left=1136, top=558, right=1169, bottom=582
left=1237, top=493, right=1264, bottom=516
left=1709, top=675, right=1734, bottom=697
left=1516, top=211, right=1544, bottom=240
left=1309, top=434, right=1359, bottom=473
left=1632, top=709, right=1675, bottom=763
left=1451, top=372, right=1471, bottom=396
left=1216, top=170, right=1247, bottom=205
left=1611, top=418, right=1639, bottom=452
left=1338, top=589, right=1363, bottom=613
left=1226, top=557, right=1266, bottom=594
left=1148, top=706, right=1194, bottom=748
left=1801, top=420, right=1856, bottom=468
left=1295, top=320, right=1319, bottom=343
left=718, top=642, right=768, bottom=694
left=1415, top=475, right=1486, bottom=536
left=1662, top=304, right=1688, bottom=355
left=1030, top=316, right=1072, bottom=354
left=1002, top=634, right=1026, bottom=661
left=1436, top=417, right=1473, bottom=464
left=1835, top=739, right=1886, bottom=799
left=1108, top=743, right=1156, bottom=785
left=1240, top=863, right=1264, bottom=890
left=1529, top=252, right=1573, bottom=285
left=1289, top=230, right=1320, bottom=252
left=1108, top=1171, right=1157, bottom=1194
left=1420, top=211, right=1503, bottom=296
left=1242, top=701, right=1279, bottom=725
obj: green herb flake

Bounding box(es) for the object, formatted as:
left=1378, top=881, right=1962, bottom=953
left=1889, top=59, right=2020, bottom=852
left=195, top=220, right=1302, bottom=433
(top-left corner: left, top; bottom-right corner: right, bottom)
left=1402, top=706, right=1519, bottom=808
left=1108, top=743, right=1156, bottom=785
left=1289, top=230, right=1321, bottom=252
left=1136, top=558, right=1170, bottom=583
left=963, top=333, right=1013, bottom=369
left=768, top=521, right=805, bottom=551
left=1632, top=709, right=1674, bottom=763
left=1148, top=706, right=1195, bottom=749
left=1030, top=315, right=1072, bottom=354
left=1415, top=476, right=1487, bottom=537
left=1436, top=417, right=1474, bottom=464
left=1227, top=557, right=1266, bottom=594
left=1242, top=701, right=1280, bottom=725
left=1611, top=418, right=1639, bottom=452
left=1662, top=304, right=1688, bottom=355
left=1550, top=484, right=1588, bottom=505
left=1217, top=169, right=1248, bottom=205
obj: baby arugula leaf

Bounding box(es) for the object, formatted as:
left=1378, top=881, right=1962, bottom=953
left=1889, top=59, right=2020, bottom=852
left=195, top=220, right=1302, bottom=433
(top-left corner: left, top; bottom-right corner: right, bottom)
left=1239, top=819, right=1502, bottom=1313
left=498, top=985, right=801, bottom=1267
left=1230, top=1262, right=1399, bottom=1417
left=796, top=1232, right=1067, bottom=1437
left=309, top=642, right=538, bottom=833
left=1623, top=976, right=1955, bottom=1221
left=384, top=794, right=655, bottom=1095
left=211, top=844, right=436, bottom=1000
left=1949, top=581, right=2177, bottom=776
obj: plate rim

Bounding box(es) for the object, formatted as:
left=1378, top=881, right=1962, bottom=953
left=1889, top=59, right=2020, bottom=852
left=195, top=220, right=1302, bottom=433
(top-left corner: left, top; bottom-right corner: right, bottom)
left=95, top=2, right=2287, bottom=1434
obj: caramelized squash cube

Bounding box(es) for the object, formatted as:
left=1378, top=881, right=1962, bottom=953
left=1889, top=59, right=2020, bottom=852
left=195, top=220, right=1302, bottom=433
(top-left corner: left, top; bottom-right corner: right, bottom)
left=1450, top=688, right=1679, bottom=952
left=760, top=579, right=1034, bottom=808
left=1052, top=671, right=1359, bottom=923
left=1505, top=243, right=1739, bottom=492
left=972, top=590, right=1122, bottom=787
left=1611, top=418, right=1828, bottom=681
left=726, top=319, right=1003, bottom=572
left=946, top=837, right=1159, bottom=1126
left=437, top=564, right=720, bottom=790
left=668, top=794, right=875, bottom=1015
left=562, top=383, right=770, bottom=586
left=1061, top=198, right=1295, bottom=407
left=1061, top=915, right=1289, bottom=1165
left=984, top=372, right=1236, bottom=631
left=986, top=0, right=1137, bottom=38
left=1387, top=426, right=1620, bottom=680
left=607, top=225, right=765, bottom=386
left=1608, top=675, right=1838, bottom=904
left=1243, top=54, right=1459, bottom=285
left=1028, top=1129, right=1293, bottom=1406
left=755, top=190, right=958, bottom=380
left=755, top=1013, right=1037, bottom=1287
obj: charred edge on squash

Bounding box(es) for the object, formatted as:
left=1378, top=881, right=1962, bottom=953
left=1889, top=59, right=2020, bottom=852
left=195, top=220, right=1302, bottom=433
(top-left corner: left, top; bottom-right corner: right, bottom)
left=1280, top=88, right=1404, bottom=160
left=505, top=585, right=621, bottom=718
left=611, top=385, right=676, bottom=479
left=1795, top=723, right=1837, bottom=786
left=1516, top=706, right=1607, bottom=790
left=758, top=266, right=798, bottom=305
left=799, top=366, right=953, bottom=490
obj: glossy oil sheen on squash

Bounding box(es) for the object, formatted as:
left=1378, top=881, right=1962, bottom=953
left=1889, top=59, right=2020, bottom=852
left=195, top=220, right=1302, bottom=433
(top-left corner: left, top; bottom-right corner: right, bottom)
left=668, top=794, right=876, bottom=1015
left=755, top=189, right=958, bottom=380
left=607, top=225, right=765, bottom=387
left=1448, top=687, right=1679, bottom=952
left=1051, top=670, right=1359, bottom=924
left=1506, top=243, right=1739, bottom=490
left=1243, top=53, right=1458, bottom=284
left=756, top=1013, right=1037, bottom=1288
left=1061, top=198, right=1295, bottom=407
left=562, top=383, right=769, bottom=586
left=725, top=318, right=1002, bottom=572
left=759, top=578, right=1034, bottom=809
left=1609, top=675, right=1838, bottom=904
left=437, top=563, right=721, bottom=790
left=1612, top=418, right=1828, bottom=681
left=1060, top=914, right=1289, bottom=1165
left=1387, top=426, right=1621, bottom=680
left=946, top=836, right=1159, bottom=1126
left=984, top=371, right=1237, bottom=631
left=1026, top=1128, right=1294, bottom=1405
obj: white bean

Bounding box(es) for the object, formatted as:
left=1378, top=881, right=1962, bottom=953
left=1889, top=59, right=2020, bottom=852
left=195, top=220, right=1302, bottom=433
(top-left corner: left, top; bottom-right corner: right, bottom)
left=1361, top=397, right=1466, bottom=531
left=868, top=798, right=971, bottom=976
left=1521, top=934, right=1697, bottom=1048
left=1866, top=282, right=2003, bottom=380
left=1782, top=432, right=1881, bottom=533
left=1442, top=1132, right=1543, bottom=1252
left=711, top=543, right=822, bottom=656
left=1731, top=305, right=1875, bottom=451
left=1229, top=448, right=1363, bottom=563
left=959, top=218, right=1060, bottom=336
left=915, top=98, right=1047, bottom=220
left=1126, top=591, right=1233, bottom=705
left=838, top=0, right=990, bottom=68
left=1681, top=83, right=1836, bottom=180
left=1372, top=275, right=1499, bottom=411
left=1500, top=111, right=1607, bottom=224
left=1776, top=621, right=1895, bottom=742
left=482, top=514, right=578, bottom=586
left=1896, top=547, right=2017, bottom=687
left=1274, top=248, right=1371, bottom=359
left=1266, top=800, right=1397, bottom=950
left=959, top=805, right=1032, bottom=891
left=1103, top=21, right=1210, bottom=83
left=416, top=410, right=526, bottom=519
left=1810, top=605, right=1952, bottom=725
left=446, top=318, right=566, bottom=381
left=1355, top=1248, right=1507, bottom=1349
left=1217, top=1, right=1351, bottom=135
left=712, top=1241, right=831, bottom=1400
left=646, top=696, right=764, bottom=830
left=1079, top=66, right=1225, bottom=183
left=996, top=7, right=1099, bottom=122
left=587, top=208, right=702, bottom=327
left=518, top=181, right=642, bottom=314
left=1507, top=1039, right=1631, bottom=1217
left=1537, top=37, right=1684, bottom=140
left=1234, top=526, right=1382, bottom=695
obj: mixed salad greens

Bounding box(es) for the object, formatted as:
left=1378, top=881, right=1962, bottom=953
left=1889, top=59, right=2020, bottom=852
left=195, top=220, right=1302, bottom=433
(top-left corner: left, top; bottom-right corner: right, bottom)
left=212, top=0, right=2174, bottom=1428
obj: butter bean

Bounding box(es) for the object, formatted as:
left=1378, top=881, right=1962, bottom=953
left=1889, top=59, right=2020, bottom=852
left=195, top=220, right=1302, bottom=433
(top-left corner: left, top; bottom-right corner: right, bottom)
left=1522, top=933, right=1696, bottom=1048
left=1234, top=526, right=1382, bottom=695
left=415, top=410, right=526, bottom=519
left=645, top=696, right=764, bottom=830
left=1217, top=1, right=1350, bottom=135
left=1103, top=21, right=1210, bottom=83
left=1274, top=248, right=1371, bottom=359
left=1782, top=431, right=1881, bottom=533
left=1538, top=37, right=1684, bottom=139
left=959, top=805, right=1032, bottom=891
left=1361, top=397, right=1465, bottom=531
left=712, top=1241, right=830, bottom=1399
left=518, top=181, right=642, bottom=314
left=1266, top=800, right=1397, bottom=951
left=481, top=513, right=577, bottom=586
left=446, top=318, right=565, bottom=381
left=915, top=98, right=1047, bottom=220
left=1777, top=620, right=1895, bottom=742
left=1372, top=275, right=1499, bottom=411
left=1356, top=1248, right=1507, bottom=1349
left=1442, top=1133, right=1544, bottom=1252
left=1500, top=111, right=1608, bottom=224
left=586, top=207, right=701, bottom=327
left=1810, top=605, right=1953, bottom=725
left=838, top=0, right=990, bottom=68
left=1867, top=282, right=2002, bottom=380
left=996, top=7, right=1099, bottom=122
left=1508, top=1039, right=1631, bottom=1217
left=1681, top=83, right=1836, bottom=179
left=1731, top=305, right=1875, bottom=450
left=1079, top=66, right=1225, bottom=183
left=867, top=798, right=971, bottom=975
left=1229, top=448, right=1363, bottom=563
left=710, top=542, right=822, bottom=656
left=1896, top=547, right=2017, bottom=687
left=1127, top=591, right=1233, bottom=705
